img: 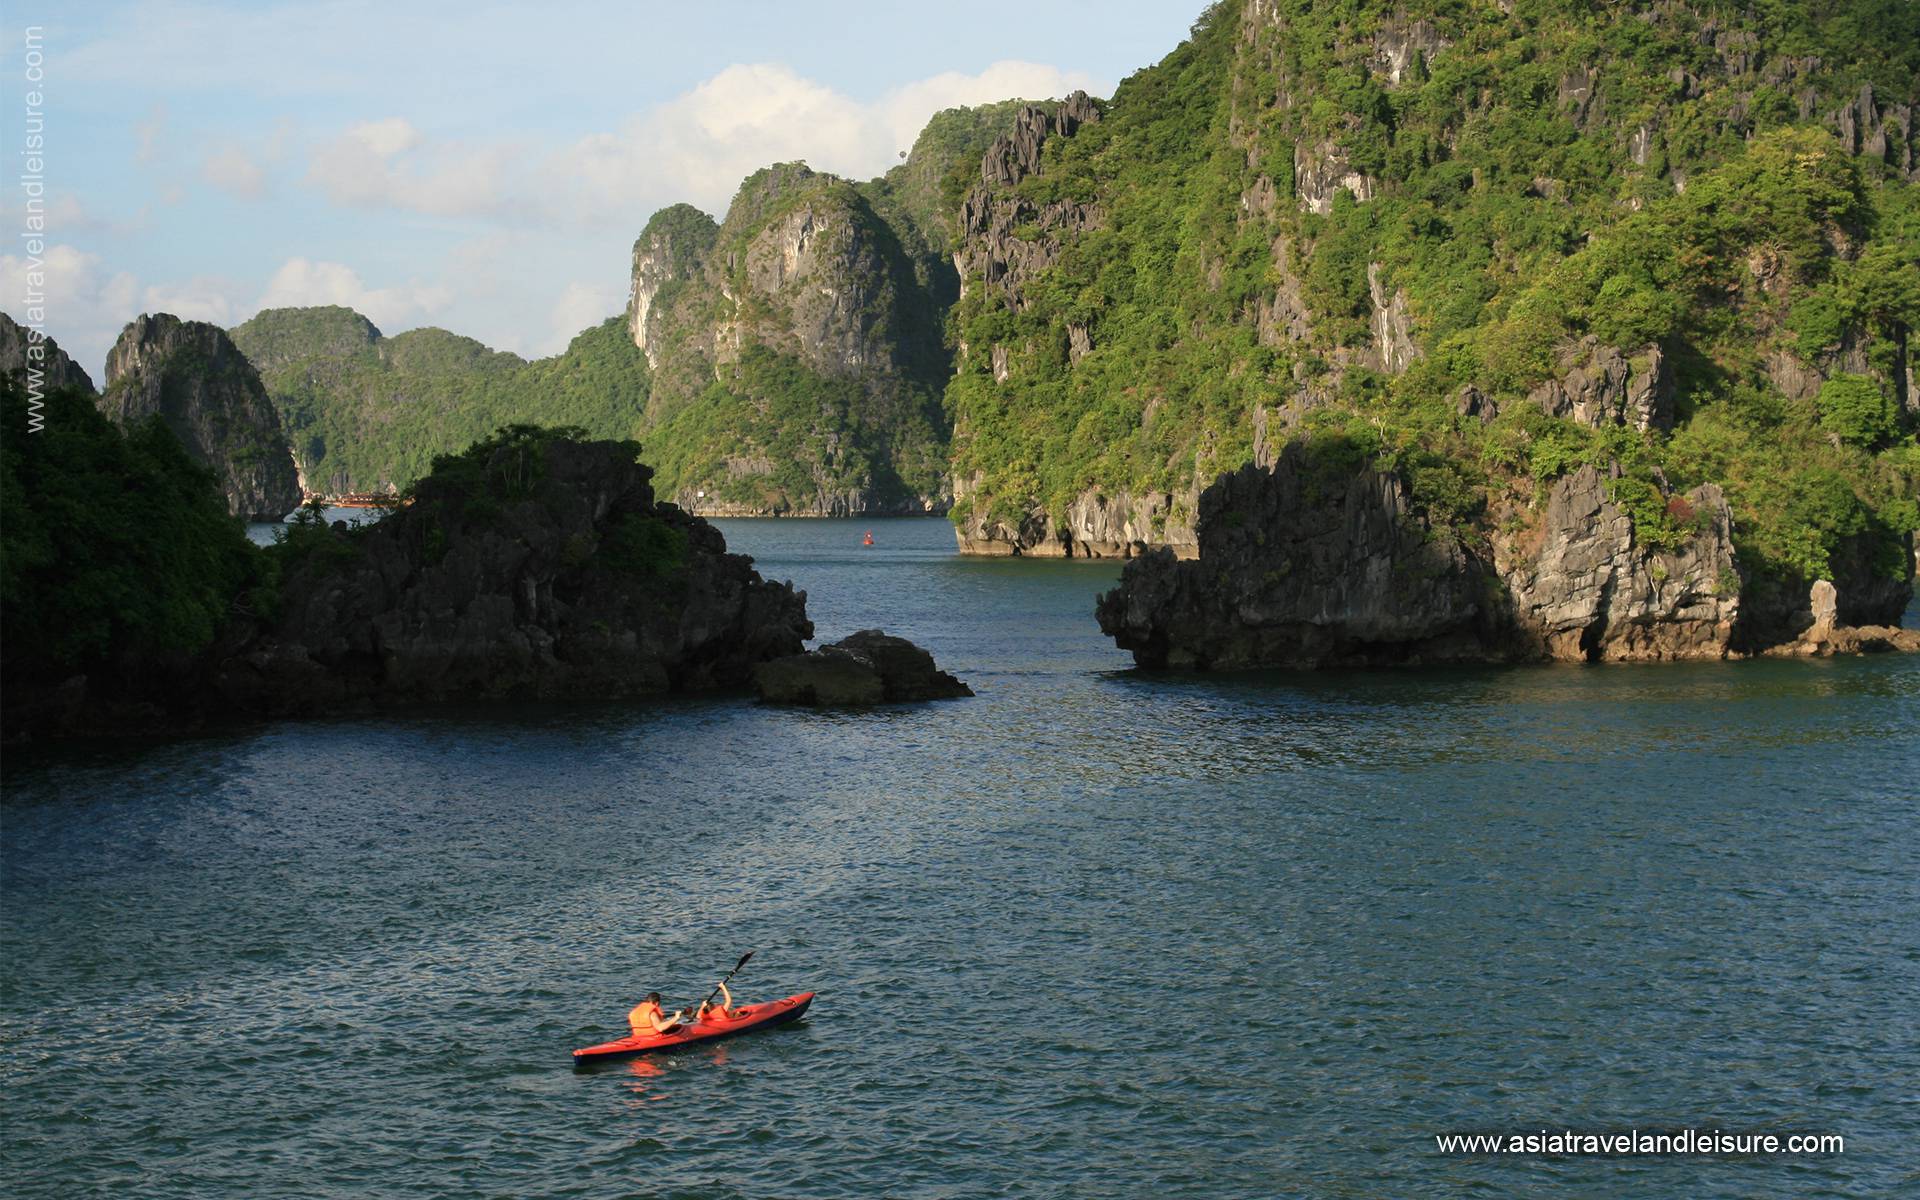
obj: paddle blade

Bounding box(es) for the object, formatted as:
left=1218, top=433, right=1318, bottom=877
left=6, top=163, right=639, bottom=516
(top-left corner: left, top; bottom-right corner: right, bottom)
left=732, top=950, right=754, bottom=972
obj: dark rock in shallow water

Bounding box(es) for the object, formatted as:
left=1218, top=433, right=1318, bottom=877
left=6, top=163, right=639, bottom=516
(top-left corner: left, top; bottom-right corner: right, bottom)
left=1099, top=437, right=1912, bottom=670
left=754, top=630, right=971, bottom=705
left=1096, top=445, right=1507, bottom=669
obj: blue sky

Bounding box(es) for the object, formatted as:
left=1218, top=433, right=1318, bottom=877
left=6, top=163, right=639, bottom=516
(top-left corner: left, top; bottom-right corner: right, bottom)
left=2, top=0, right=1199, bottom=379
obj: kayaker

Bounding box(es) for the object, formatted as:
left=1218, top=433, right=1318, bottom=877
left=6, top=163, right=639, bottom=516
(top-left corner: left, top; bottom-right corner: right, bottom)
left=695, top=981, right=735, bottom=1024
left=628, top=992, right=687, bottom=1037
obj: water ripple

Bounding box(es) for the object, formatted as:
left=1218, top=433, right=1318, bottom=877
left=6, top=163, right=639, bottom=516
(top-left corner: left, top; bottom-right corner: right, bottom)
left=4, top=518, right=1917, bottom=1197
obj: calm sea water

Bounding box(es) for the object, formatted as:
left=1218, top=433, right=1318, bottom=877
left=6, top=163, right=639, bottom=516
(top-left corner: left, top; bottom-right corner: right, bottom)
left=5, top=516, right=1918, bottom=1198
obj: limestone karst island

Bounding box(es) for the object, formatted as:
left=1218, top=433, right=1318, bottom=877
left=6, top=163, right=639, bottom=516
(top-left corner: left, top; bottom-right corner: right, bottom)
left=3, top=2, right=1914, bottom=1196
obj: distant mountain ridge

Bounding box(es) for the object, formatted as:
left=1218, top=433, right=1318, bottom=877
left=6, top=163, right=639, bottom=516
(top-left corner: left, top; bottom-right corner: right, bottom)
left=230, top=307, right=649, bottom=493
left=228, top=101, right=1036, bottom=512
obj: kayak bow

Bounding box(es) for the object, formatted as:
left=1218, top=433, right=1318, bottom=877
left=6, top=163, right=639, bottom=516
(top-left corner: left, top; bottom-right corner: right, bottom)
left=572, top=992, right=814, bottom=1063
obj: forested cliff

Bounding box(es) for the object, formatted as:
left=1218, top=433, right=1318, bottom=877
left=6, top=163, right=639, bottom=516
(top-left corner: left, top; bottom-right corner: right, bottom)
left=229, top=104, right=1029, bottom=515
left=623, top=103, right=1027, bottom=514
left=923, top=0, right=1911, bottom=662
left=947, top=0, right=1917, bottom=591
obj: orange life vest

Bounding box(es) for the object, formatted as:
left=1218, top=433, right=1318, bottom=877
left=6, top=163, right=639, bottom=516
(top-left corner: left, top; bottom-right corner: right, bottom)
left=629, top=1000, right=665, bottom=1034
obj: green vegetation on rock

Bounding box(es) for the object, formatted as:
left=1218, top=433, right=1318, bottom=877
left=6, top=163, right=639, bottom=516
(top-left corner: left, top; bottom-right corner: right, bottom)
left=627, top=118, right=1030, bottom=513
left=232, top=312, right=650, bottom=492
left=1, top=378, right=260, bottom=690
left=229, top=101, right=1038, bottom=513
left=947, top=0, right=1918, bottom=595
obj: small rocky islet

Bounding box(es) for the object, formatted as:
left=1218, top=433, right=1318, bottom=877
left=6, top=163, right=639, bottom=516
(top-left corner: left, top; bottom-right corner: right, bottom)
left=212, top=429, right=816, bottom=716
left=1097, top=439, right=1918, bottom=670
left=0, top=349, right=967, bottom=740
left=753, top=631, right=973, bottom=706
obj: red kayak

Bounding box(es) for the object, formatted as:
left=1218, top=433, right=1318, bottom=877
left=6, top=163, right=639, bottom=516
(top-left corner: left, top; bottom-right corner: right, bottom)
left=572, top=992, right=814, bottom=1063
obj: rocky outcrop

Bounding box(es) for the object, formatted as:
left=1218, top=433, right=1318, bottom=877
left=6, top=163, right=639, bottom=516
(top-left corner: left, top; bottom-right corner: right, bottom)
left=952, top=474, right=1199, bottom=559
left=1364, top=263, right=1418, bottom=374
left=979, top=92, right=1098, bottom=186
left=101, top=314, right=302, bottom=520
left=753, top=629, right=971, bottom=705
left=1527, top=337, right=1673, bottom=431
left=1098, top=441, right=1908, bottom=670
left=1828, top=82, right=1916, bottom=180
left=956, top=93, right=1102, bottom=308
left=213, top=433, right=811, bottom=711
left=1733, top=527, right=1917, bottom=650
left=630, top=163, right=952, bottom=516
left=0, top=312, right=95, bottom=393
left=1496, top=465, right=1740, bottom=661
left=1253, top=234, right=1313, bottom=347
left=1761, top=577, right=1920, bottom=656
left=1558, top=66, right=1603, bottom=129
left=1096, top=446, right=1503, bottom=668
left=727, top=178, right=917, bottom=378
left=1370, top=18, right=1448, bottom=86
left=1767, top=326, right=1912, bottom=417
left=626, top=204, right=717, bottom=370
left=1294, top=138, right=1376, bottom=216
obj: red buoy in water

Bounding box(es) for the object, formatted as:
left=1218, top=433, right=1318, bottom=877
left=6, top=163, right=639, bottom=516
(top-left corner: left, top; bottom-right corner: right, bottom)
left=862, top=530, right=874, bottom=547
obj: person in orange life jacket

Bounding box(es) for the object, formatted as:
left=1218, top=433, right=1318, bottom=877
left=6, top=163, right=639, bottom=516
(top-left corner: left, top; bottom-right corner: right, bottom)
left=628, top=992, right=687, bottom=1037
left=695, top=980, right=735, bottom=1024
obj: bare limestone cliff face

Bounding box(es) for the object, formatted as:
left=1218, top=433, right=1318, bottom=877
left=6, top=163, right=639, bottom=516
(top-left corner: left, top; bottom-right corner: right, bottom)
left=951, top=470, right=1202, bottom=559
left=627, top=165, right=952, bottom=517
left=101, top=314, right=302, bottom=520
left=1098, top=443, right=1911, bottom=668
left=0, top=312, right=96, bottom=393
left=955, top=93, right=1102, bottom=307
left=626, top=203, right=717, bottom=372
left=1495, top=465, right=1739, bottom=660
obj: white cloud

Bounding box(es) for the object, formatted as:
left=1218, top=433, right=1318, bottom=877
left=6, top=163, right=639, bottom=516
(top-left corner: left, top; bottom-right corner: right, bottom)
left=607, top=58, right=1101, bottom=213
left=203, top=145, right=269, bottom=199
left=544, top=280, right=625, bottom=355
left=305, top=118, right=524, bottom=219
left=256, top=257, right=452, bottom=331
left=298, top=59, right=1102, bottom=228
left=348, top=117, right=423, bottom=158
left=0, top=246, right=145, bottom=380
left=0, top=194, right=138, bottom=238
left=134, top=102, right=168, bottom=165
left=197, top=119, right=301, bottom=202
left=141, top=276, right=248, bottom=327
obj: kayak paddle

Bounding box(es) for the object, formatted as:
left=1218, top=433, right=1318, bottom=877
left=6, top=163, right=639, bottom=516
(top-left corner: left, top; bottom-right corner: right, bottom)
left=700, top=950, right=754, bottom=1010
